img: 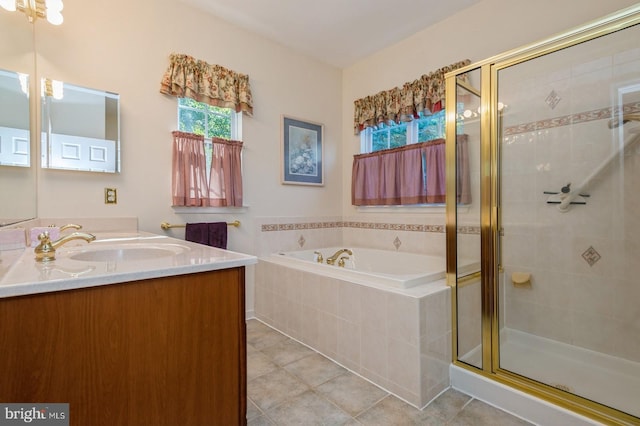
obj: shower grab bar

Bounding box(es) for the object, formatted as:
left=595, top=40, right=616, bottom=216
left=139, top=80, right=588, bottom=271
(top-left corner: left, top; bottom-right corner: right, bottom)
left=558, top=128, right=640, bottom=212
left=607, top=113, right=640, bottom=129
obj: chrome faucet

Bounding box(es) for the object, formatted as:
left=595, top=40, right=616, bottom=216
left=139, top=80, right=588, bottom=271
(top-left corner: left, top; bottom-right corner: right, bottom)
left=34, top=231, right=96, bottom=262
left=326, top=248, right=353, bottom=265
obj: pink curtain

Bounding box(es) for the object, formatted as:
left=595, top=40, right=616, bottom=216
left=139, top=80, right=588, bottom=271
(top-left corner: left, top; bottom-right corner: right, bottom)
left=172, top=133, right=244, bottom=207
left=172, top=131, right=209, bottom=206
left=352, top=135, right=471, bottom=206
left=208, top=138, right=244, bottom=207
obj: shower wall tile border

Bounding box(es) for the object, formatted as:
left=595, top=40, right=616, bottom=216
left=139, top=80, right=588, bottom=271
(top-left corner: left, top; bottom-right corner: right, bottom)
left=504, top=101, right=640, bottom=136
left=261, top=221, right=480, bottom=235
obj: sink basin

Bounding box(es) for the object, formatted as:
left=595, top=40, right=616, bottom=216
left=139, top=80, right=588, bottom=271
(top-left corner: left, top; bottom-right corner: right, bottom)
left=68, top=243, right=189, bottom=263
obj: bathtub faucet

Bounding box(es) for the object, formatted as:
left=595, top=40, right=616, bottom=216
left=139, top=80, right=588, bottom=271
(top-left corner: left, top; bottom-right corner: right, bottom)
left=326, top=248, right=353, bottom=265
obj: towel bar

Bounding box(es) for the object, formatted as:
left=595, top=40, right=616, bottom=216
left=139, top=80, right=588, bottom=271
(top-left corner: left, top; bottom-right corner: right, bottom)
left=161, top=220, right=240, bottom=230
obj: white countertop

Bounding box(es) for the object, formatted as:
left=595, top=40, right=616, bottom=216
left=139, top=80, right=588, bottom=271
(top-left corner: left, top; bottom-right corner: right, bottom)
left=0, top=232, right=257, bottom=298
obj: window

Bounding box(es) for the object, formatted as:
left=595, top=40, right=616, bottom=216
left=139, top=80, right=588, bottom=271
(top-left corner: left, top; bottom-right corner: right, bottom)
left=353, top=107, right=470, bottom=207
left=178, top=98, right=240, bottom=139
left=360, top=110, right=449, bottom=153
left=178, top=98, right=242, bottom=177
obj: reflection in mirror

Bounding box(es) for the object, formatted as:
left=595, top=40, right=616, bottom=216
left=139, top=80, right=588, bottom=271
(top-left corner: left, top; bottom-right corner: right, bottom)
left=0, top=7, right=36, bottom=227
left=41, top=80, right=120, bottom=173
left=0, top=68, right=30, bottom=167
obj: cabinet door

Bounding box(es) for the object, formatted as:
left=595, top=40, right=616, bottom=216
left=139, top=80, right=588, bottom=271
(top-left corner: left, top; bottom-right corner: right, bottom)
left=0, top=268, right=247, bottom=426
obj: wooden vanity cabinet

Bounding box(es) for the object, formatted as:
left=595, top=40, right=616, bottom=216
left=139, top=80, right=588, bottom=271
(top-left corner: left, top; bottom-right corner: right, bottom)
left=0, top=267, right=247, bottom=426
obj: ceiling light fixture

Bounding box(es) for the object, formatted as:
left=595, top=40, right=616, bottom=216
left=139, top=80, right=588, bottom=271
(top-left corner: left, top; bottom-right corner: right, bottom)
left=0, top=0, right=63, bottom=25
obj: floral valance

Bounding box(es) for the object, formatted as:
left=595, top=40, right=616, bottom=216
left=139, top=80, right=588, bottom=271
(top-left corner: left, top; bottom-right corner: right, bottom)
left=160, top=53, right=253, bottom=116
left=353, top=59, right=470, bottom=135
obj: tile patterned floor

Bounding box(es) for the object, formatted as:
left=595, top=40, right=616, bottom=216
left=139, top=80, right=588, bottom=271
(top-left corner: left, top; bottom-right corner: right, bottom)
left=247, top=319, right=533, bottom=425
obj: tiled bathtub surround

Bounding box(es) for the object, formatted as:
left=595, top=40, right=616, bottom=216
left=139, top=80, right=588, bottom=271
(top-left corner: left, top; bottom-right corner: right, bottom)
left=254, top=258, right=452, bottom=408
left=256, top=216, right=480, bottom=257
left=260, top=220, right=449, bottom=234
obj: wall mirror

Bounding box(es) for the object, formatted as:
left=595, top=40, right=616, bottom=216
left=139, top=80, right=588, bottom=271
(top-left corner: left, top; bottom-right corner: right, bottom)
left=0, top=10, right=36, bottom=226
left=41, top=80, right=120, bottom=173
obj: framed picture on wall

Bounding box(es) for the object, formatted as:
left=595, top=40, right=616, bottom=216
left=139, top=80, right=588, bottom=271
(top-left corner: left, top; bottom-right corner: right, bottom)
left=281, top=115, right=324, bottom=186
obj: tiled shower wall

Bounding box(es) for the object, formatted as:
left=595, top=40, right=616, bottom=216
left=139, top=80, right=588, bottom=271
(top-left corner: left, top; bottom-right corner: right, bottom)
left=502, top=119, right=640, bottom=363
left=499, top=30, right=640, bottom=363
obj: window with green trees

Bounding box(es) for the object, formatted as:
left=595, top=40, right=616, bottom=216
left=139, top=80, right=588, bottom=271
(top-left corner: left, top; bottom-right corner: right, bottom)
left=177, top=98, right=241, bottom=179
left=178, top=98, right=238, bottom=139
left=361, top=110, right=447, bottom=153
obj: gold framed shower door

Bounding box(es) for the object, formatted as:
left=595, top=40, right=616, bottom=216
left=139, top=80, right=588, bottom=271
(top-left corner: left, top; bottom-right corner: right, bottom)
left=445, top=4, right=640, bottom=425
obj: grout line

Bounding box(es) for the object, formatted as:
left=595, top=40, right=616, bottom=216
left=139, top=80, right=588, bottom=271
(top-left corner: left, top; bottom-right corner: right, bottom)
left=460, top=396, right=475, bottom=411
left=351, top=393, right=394, bottom=419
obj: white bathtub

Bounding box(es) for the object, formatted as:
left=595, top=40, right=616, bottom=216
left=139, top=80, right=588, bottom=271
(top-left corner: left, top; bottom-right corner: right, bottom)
left=270, top=247, right=477, bottom=289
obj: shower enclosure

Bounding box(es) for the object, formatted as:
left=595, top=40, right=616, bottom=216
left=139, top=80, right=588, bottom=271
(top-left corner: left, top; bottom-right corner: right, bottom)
left=445, top=5, right=640, bottom=424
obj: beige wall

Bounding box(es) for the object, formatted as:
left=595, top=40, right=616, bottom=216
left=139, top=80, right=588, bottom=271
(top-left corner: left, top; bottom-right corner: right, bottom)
left=341, top=0, right=639, bottom=221
left=31, top=0, right=343, bottom=251
left=3, top=0, right=637, bottom=315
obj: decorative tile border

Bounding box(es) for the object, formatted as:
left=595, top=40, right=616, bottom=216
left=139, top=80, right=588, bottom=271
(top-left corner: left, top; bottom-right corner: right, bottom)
left=261, top=221, right=481, bottom=234
left=458, top=225, right=481, bottom=235
left=261, top=222, right=343, bottom=232
left=504, top=102, right=640, bottom=136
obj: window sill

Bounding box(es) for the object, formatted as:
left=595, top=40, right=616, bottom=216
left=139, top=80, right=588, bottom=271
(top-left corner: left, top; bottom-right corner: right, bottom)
left=172, top=205, right=249, bottom=214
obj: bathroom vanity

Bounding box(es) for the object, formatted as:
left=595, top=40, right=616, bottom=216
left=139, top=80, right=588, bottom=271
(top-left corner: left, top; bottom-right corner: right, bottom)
left=0, top=232, right=257, bottom=426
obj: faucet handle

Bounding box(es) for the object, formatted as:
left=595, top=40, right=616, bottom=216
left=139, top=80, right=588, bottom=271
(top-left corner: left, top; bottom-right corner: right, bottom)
left=338, top=256, right=350, bottom=268
left=34, top=232, right=55, bottom=262
left=60, top=223, right=82, bottom=232
left=38, top=231, right=52, bottom=244
left=313, top=251, right=324, bottom=263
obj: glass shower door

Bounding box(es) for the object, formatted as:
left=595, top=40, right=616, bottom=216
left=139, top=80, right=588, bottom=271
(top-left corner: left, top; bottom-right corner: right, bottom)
left=496, top=22, right=640, bottom=419
left=452, top=68, right=483, bottom=370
